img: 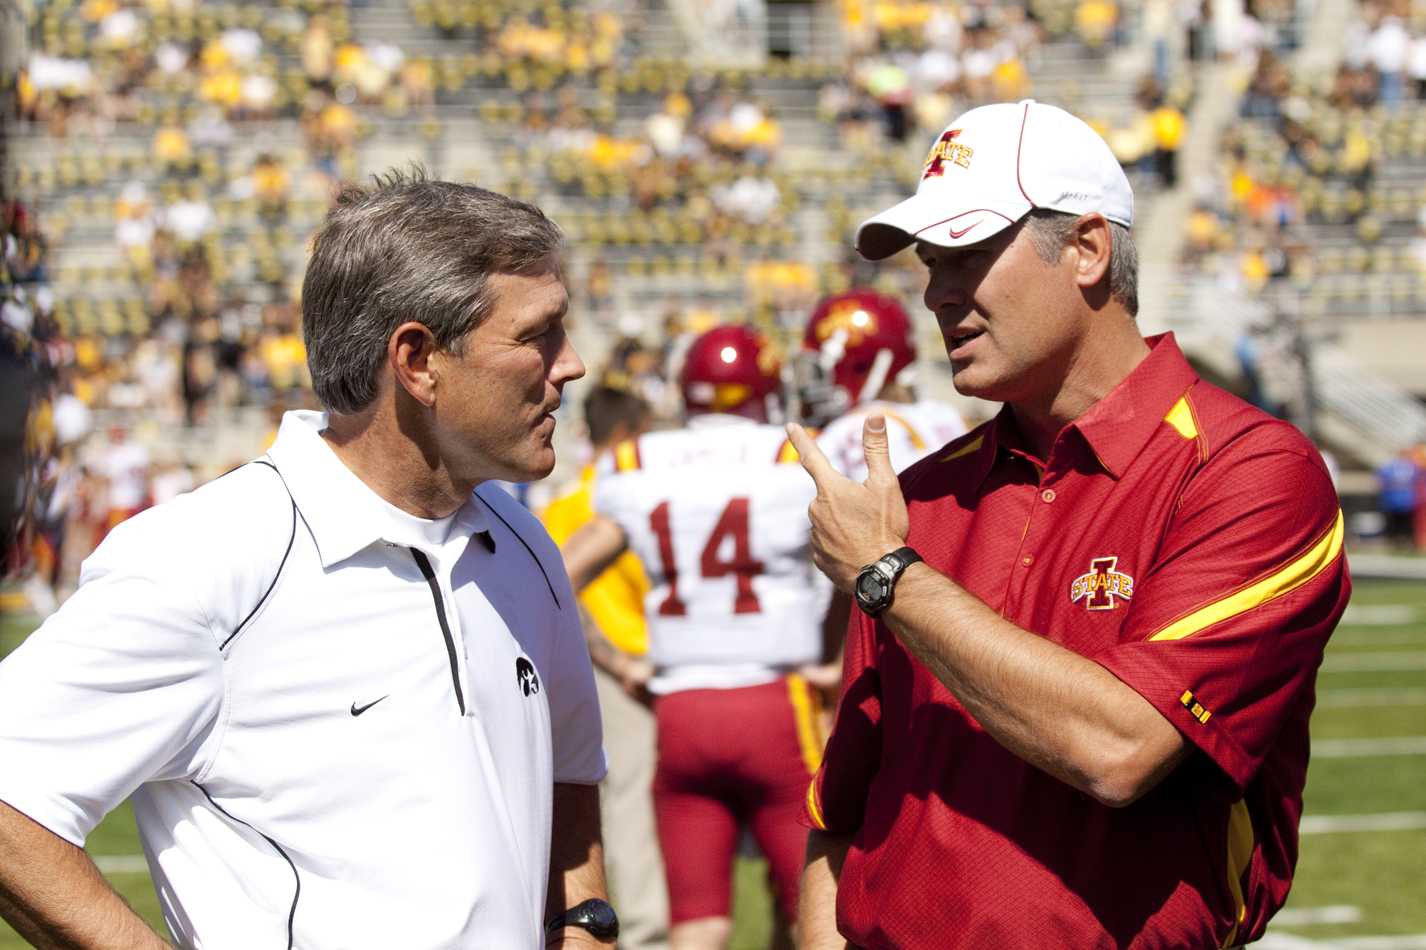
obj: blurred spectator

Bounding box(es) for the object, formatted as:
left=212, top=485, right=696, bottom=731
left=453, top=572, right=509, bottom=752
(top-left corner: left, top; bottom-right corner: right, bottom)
left=1377, top=448, right=1422, bottom=550
left=93, top=423, right=150, bottom=541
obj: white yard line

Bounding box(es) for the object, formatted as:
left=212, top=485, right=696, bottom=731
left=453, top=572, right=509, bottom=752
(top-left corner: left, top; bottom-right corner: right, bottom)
left=1300, top=811, right=1426, bottom=834
left=1274, top=905, right=1364, bottom=926
left=1320, top=651, right=1426, bottom=673
left=1317, top=687, right=1426, bottom=707
left=1341, top=605, right=1421, bottom=626
left=1333, top=631, right=1426, bottom=647
left=1313, top=737, right=1426, bottom=757
left=1262, top=935, right=1426, bottom=949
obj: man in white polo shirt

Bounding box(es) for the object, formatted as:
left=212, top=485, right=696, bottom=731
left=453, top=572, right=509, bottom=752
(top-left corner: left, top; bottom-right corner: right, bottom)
left=0, top=170, right=616, bottom=949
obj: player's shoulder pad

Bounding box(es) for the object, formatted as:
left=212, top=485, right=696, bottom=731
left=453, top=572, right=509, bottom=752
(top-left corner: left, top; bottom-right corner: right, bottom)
left=606, top=435, right=644, bottom=474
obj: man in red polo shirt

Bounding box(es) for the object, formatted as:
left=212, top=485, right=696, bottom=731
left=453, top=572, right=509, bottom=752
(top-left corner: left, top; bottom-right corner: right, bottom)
left=785, top=99, right=1350, bottom=949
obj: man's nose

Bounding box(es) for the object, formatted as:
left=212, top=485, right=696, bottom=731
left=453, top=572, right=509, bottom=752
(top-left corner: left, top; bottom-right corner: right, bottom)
left=552, top=335, right=586, bottom=385
left=924, top=270, right=966, bottom=313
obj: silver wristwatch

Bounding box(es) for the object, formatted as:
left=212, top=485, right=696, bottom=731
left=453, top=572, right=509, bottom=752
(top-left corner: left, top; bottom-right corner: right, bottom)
left=853, top=546, right=923, bottom=617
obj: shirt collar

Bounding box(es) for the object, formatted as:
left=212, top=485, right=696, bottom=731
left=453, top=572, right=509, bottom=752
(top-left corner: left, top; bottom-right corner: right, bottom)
left=967, top=333, right=1198, bottom=487
left=1068, top=333, right=1199, bottom=479
left=265, top=410, right=492, bottom=568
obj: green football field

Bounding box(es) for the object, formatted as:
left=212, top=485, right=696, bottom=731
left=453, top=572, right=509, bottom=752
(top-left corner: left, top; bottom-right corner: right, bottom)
left=1, top=578, right=1423, bottom=947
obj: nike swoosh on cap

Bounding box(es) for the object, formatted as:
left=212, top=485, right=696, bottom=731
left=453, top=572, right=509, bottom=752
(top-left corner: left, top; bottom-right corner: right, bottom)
left=947, top=221, right=980, bottom=239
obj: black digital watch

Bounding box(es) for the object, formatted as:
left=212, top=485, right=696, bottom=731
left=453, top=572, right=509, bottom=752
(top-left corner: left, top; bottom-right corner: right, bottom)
left=545, top=898, right=620, bottom=942
left=853, top=546, right=923, bottom=617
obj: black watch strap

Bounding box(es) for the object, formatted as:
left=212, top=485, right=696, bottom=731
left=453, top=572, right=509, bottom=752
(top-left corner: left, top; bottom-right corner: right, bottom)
left=883, top=546, right=922, bottom=573
left=545, top=897, right=620, bottom=941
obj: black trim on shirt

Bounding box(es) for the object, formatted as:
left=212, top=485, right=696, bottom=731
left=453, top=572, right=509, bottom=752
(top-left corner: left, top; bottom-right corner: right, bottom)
left=409, top=548, right=467, bottom=715
left=220, top=459, right=297, bottom=652
left=475, top=494, right=560, bottom=608
left=192, top=780, right=301, bottom=949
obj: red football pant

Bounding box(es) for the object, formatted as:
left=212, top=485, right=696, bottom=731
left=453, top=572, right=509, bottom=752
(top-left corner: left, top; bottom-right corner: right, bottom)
left=652, top=675, right=823, bottom=924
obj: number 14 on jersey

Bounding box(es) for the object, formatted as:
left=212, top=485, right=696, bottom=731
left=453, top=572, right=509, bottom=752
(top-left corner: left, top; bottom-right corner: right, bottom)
left=648, top=497, right=765, bottom=616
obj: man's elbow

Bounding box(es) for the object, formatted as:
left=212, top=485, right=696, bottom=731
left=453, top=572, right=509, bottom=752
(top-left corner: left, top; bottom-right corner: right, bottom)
left=1081, top=733, right=1187, bottom=809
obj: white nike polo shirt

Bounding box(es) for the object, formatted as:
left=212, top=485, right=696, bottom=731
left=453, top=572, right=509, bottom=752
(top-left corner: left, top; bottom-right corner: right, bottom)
left=0, top=411, right=606, bottom=949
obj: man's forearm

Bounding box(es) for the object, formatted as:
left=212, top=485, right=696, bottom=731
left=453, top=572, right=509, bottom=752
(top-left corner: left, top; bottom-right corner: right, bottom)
left=0, top=800, right=170, bottom=949
left=545, top=783, right=612, bottom=947
left=561, top=517, right=627, bottom=593
left=798, top=829, right=853, bottom=950
left=882, top=564, right=1187, bottom=806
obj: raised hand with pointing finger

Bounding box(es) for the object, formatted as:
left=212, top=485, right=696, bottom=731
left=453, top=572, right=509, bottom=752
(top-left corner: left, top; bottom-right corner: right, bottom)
left=784, top=414, right=909, bottom=593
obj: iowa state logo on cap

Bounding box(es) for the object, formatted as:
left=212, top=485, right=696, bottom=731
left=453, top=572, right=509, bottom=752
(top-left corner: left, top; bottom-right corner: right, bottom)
left=1069, top=556, right=1134, bottom=610
left=923, top=129, right=974, bottom=179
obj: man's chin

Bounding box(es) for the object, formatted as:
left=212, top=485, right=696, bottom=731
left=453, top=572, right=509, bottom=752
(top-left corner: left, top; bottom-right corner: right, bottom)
left=949, top=369, right=989, bottom=400
left=504, top=448, right=557, bottom=484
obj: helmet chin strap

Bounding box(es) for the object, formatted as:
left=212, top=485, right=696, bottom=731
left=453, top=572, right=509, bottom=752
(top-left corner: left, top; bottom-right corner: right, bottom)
left=856, top=348, right=895, bottom=406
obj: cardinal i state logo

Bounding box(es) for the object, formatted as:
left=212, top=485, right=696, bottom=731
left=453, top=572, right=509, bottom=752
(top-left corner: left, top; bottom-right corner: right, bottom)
left=1069, top=556, right=1135, bottom=611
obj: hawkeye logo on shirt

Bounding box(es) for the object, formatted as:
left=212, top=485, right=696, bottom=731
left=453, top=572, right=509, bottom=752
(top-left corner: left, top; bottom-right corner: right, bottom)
left=515, top=657, right=541, bottom=697
left=1069, top=556, right=1135, bottom=610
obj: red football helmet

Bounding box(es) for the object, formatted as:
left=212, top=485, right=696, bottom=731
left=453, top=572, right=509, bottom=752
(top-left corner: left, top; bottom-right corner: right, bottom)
left=679, top=325, right=783, bottom=422
left=799, top=289, right=917, bottom=425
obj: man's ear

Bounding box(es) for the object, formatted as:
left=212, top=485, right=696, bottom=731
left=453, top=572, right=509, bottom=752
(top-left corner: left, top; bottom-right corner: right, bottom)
left=1070, top=213, right=1113, bottom=292
left=389, top=321, right=439, bottom=408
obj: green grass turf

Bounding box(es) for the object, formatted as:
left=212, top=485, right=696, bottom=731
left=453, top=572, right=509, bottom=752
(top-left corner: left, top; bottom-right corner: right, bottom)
left=1308, top=702, right=1426, bottom=739
left=3, top=576, right=1426, bottom=945
left=1314, top=666, right=1426, bottom=690
left=1301, top=755, right=1426, bottom=816
left=1280, top=830, right=1426, bottom=938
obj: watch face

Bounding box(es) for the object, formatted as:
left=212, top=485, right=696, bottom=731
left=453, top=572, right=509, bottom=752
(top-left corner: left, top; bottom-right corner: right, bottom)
left=855, top=569, right=887, bottom=606
left=587, top=902, right=619, bottom=934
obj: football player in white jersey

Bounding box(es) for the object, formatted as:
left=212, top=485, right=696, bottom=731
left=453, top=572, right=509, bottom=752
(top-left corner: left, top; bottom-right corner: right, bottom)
left=799, top=289, right=968, bottom=481
left=563, top=325, right=831, bottom=950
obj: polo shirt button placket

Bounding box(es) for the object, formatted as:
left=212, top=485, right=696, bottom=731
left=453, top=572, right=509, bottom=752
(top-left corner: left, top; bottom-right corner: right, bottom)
left=437, top=560, right=474, bottom=719
left=413, top=546, right=474, bottom=718
left=1041, top=488, right=1056, bottom=503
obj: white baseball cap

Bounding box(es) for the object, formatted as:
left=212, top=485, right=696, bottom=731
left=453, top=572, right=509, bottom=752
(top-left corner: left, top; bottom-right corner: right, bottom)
left=855, top=99, right=1134, bottom=261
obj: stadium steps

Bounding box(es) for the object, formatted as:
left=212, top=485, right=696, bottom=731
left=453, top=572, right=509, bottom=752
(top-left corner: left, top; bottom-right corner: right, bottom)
left=1156, top=0, right=1426, bottom=465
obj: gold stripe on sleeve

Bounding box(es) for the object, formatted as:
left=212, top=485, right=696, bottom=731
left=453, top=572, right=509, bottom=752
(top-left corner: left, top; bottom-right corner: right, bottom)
left=805, top=779, right=827, bottom=830
left=1219, top=799, right=1254, bottom=948
left=1148, top=510, right=1344, bottom=642
left=787, top=674, right=825, bottom=775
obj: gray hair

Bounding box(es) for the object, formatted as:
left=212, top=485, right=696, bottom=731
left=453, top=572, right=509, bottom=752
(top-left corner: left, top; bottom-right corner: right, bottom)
left=301, top=166, right=563, bottom=414
left=1023, top=209, right=1138, bottom=317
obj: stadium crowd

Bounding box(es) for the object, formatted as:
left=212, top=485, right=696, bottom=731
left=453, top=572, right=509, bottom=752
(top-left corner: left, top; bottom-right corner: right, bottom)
left=1182, top=0, right=1426, bottom=333
left=1, top=0, right=1166, bottom=591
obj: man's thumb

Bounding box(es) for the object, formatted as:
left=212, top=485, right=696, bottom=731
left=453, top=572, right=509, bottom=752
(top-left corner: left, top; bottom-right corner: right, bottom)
left=863, top=414, right=895, bottom=484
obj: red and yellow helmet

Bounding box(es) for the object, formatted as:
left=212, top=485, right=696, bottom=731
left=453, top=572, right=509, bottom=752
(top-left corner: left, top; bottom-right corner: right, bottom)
left=680, top=325, right=783, bottom=422
left=799, top=289, right=916, bottom=425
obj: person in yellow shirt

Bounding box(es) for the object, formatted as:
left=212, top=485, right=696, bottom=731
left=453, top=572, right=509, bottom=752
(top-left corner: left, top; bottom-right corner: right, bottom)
left=540, top=384, right=668, bottom=950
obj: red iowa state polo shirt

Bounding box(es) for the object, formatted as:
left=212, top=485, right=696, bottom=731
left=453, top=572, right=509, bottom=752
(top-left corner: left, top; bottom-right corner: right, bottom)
left=804, top=334, right=1350, bottom=950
